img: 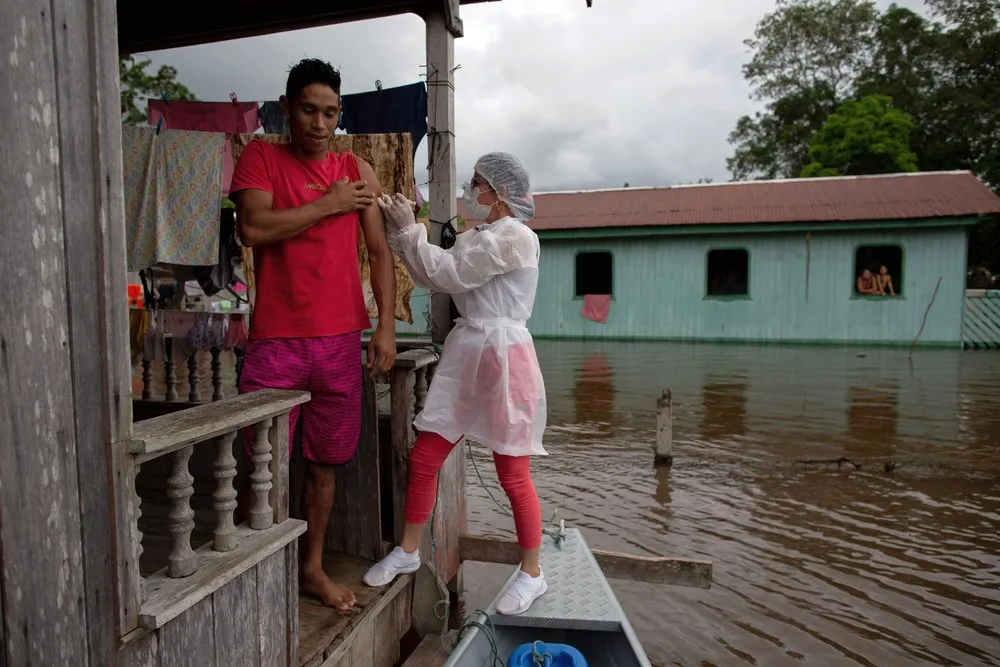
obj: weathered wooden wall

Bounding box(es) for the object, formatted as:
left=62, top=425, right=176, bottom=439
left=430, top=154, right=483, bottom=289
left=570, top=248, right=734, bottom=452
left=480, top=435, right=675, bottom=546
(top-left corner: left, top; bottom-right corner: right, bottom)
left=119, top=545, right=299, bottom=667
left=1, top=0, right=129, bottom=664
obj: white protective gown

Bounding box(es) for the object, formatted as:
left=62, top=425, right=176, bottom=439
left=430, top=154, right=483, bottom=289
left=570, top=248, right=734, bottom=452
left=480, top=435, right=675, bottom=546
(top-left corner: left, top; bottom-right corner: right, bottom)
left=388, top=217, right=548, bottom=457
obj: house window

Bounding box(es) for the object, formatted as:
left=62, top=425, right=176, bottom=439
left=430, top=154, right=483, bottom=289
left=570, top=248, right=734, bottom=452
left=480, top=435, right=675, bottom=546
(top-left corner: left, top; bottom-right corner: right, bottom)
left=854, top=245, right=902, bottom=296
left=706, top=249, right=749, bottom=296
left=575, top=251, right=613, bottom=297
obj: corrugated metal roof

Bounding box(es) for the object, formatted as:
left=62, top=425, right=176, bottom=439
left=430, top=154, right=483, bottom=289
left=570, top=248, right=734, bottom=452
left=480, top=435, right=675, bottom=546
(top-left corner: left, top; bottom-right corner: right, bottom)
left=457, top=171, right=1000, bottom=231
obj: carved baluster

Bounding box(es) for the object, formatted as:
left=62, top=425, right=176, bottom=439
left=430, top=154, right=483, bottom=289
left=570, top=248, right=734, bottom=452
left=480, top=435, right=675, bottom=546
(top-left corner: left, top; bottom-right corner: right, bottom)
left=213, top=431, right=239, bottom=551
left=414, top=367, right=429, bottom=416
left=141, top=359, right=153, bottom=400
left=211, top=348, right=224, bottom=401
left=188, top=353, right=200, bottom=402
left=249, top=419, right=274, bottom=530
left=167, top=445, right=197, bottom=577
left=130, top=462, right=145, bottom=599
left=164, top=339, right=178, bottom=401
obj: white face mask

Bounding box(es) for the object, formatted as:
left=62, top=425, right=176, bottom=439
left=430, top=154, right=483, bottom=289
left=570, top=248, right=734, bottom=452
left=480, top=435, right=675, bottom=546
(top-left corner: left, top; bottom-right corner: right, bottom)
left=462, top=182, right=495, bottom=221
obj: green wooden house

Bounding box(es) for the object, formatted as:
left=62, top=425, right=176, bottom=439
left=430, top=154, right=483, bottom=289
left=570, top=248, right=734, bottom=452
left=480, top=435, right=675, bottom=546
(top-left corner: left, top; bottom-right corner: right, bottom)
left=446, top=171, right=1000, bottom=347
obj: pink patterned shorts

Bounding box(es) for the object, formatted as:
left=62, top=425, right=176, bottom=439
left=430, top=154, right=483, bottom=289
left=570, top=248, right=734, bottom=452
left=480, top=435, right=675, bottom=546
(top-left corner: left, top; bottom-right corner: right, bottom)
left=239, top=333, right=362, bottom=465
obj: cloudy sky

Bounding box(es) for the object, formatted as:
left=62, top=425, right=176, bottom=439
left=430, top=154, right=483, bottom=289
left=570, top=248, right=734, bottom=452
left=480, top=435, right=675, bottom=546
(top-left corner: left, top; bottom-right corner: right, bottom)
left=141, top=0, right=925, bottom=194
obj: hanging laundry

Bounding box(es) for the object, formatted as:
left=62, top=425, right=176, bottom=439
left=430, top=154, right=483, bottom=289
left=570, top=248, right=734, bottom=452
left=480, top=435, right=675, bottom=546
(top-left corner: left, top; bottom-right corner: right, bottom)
left=581, top=294, right=612, bottom=324
left=147, top=100, right=261, bottom=134
left=257, top=82, right=428, bottom=156
left=122, top=126, right=225, bottom=270
left=223, top=313, right=249, bottom=350
left=341, top=82, right=427, bottom=157
left=188, top=313, right=227, bottom=351
left=258, top=101, right=289, bottom=135
left=143, top=310, right=166, bottom=361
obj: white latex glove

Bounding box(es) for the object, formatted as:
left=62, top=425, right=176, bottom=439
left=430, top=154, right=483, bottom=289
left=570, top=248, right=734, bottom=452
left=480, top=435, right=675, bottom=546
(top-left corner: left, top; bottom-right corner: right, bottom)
left=377, top=193, right=417, bottom=231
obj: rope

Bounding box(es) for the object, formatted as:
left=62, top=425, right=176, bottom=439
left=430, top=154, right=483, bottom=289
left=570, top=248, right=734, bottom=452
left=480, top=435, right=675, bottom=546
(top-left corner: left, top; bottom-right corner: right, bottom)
left=454, top=611, right=505, bottom=666
left=531, top=641, right=553, bottom=667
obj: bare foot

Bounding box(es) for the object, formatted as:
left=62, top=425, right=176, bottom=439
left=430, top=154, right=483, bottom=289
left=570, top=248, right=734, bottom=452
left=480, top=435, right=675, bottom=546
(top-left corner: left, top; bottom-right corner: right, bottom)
left=301, top=568, right=356, bottom=611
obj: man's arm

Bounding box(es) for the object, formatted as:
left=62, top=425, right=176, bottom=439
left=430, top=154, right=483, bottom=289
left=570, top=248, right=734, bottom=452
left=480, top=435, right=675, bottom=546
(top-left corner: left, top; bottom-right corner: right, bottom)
left=234, top=188, right=331, bottom=247
left=235, top=179, right=377, bottom=247
left=358, top=159, right=396, bottom=324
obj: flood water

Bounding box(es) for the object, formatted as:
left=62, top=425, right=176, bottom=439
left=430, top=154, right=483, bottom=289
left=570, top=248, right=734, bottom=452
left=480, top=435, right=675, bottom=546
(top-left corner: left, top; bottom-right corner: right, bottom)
left=138, top=341, right=1000, bottom=666
left=463, top=341, right=1000, bottom=667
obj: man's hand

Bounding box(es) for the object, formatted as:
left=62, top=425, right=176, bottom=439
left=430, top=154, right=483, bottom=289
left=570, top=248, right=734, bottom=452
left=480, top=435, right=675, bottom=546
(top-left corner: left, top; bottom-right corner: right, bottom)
left=367, top=324, right=396, bottom=377
left=320, top=177, right=375, bottom=216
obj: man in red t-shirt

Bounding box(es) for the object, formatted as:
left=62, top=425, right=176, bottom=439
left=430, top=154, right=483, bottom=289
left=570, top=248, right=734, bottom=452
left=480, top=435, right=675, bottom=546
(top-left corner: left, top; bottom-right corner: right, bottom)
left=230, top=59, right=397, bottom=610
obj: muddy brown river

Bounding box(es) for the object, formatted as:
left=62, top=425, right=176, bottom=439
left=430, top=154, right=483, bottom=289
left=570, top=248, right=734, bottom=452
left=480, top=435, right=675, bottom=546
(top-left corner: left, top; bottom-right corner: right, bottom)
left=463, top=341, right=1000, bottom=667
left=140, top=340, right=1000, bottom=666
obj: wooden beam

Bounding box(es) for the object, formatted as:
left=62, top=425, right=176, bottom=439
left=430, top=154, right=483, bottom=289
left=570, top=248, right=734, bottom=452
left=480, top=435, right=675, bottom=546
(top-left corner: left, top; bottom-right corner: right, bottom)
left=425, top=7, right=458, bottom=346
left=459, top=535, right=714, bottom=589
left=117, top=0, right=494, bottom=53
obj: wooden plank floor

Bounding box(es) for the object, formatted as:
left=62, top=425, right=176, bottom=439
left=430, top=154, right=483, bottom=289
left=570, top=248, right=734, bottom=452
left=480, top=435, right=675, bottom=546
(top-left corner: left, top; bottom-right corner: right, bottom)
left=298, top=551, right=396, bottom=667
left=140, top=505, right=409, bottom=667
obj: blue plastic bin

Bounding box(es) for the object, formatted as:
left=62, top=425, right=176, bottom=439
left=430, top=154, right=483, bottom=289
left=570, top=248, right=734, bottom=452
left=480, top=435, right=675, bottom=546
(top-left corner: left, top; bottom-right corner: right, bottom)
left=507, top=641, right=588, bottom=667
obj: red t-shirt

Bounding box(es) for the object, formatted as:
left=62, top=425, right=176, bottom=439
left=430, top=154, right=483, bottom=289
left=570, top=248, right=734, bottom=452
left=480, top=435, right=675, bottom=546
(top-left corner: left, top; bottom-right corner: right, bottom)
left=230, top=139, right=372, bottom=339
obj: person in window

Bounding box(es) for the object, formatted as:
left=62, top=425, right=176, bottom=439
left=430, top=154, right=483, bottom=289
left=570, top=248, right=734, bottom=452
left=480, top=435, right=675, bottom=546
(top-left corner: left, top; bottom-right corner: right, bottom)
left=856, top=269, right=880, bottom=295
left=877, top=265, right=896, bottom=296
left=364, top=152, right=550, bottom=616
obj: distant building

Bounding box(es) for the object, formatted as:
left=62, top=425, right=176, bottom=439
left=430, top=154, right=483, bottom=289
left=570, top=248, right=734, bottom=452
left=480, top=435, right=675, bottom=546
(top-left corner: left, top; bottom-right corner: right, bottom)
left=443, top=171, right=1000, bottom=347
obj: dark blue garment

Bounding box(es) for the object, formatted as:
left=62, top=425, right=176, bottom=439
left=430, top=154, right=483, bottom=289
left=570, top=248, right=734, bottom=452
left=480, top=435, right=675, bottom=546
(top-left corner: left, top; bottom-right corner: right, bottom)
left=258, top=82, right=427, bottom=157
left=341, top=82, right=427, bottom=156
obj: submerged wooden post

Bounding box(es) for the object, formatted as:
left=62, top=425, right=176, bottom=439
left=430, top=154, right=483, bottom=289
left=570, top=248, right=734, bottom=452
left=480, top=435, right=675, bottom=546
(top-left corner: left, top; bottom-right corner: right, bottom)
left=655, top=389, right=673, bottom=466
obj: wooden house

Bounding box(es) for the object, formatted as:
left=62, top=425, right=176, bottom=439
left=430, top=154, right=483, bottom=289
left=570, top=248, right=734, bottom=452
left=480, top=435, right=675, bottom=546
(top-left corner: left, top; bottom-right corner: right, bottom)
left=496, top=171, right=1000, bottom=347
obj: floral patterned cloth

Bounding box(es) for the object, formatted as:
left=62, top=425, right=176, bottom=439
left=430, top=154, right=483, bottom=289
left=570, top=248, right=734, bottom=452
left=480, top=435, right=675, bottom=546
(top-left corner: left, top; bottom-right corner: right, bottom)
left=123, top=126, right=225, bottom=270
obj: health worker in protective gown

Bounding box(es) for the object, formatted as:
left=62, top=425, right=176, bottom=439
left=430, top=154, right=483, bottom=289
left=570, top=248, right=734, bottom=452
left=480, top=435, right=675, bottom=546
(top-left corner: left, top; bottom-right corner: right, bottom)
left=364, top=152, right=548, bottom=615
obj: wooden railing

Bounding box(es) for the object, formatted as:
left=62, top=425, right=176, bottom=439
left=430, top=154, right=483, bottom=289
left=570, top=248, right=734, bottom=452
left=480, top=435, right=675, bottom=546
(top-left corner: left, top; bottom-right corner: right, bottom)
left=140, top=342, right=228, bottom=403
left=384, top=347, right=440, bottom=541
left=123, top=389, right=309, bottom=631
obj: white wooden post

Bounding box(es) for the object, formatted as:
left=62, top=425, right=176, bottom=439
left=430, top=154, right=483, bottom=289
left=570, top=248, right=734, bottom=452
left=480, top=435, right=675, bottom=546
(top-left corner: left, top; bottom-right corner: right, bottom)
left=412, top=2, right=466, bottom=638
left=655, top=389, right=673, bottom=466
left=426, top=0, right=461, bottom=345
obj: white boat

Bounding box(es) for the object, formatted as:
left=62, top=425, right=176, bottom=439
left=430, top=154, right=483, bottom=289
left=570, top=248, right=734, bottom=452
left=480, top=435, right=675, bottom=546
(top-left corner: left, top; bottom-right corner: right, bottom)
left=444, top=526, right=651, bottom=667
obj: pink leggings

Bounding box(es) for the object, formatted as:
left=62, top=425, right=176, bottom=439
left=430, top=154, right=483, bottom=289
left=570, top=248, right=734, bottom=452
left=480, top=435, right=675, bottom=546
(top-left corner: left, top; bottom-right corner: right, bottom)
left=405, top=431, right=542, bottom=550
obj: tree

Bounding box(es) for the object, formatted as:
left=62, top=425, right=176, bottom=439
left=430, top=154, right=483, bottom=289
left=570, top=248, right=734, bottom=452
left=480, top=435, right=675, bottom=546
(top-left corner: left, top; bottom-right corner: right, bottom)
left=729, top=0, right=1000, bottom=281
left=801, top=95, right=918, bottom=177
left=727, top=0, right=879, bottom=179
left=726, top=0, right=997, bottom=184
left=120, top=55, right=196, bottom=125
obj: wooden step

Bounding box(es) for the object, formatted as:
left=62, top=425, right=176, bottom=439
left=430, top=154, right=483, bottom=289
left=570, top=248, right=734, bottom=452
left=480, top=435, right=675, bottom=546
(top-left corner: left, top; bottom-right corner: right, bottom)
left=400, top=631, right=459, bottom=667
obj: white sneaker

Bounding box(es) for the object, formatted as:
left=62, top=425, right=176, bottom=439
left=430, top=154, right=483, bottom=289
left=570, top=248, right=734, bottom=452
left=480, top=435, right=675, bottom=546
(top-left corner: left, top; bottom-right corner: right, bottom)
left=495, top=569, right=547, bottom=615
left=363, top=546, right=421, bottom=587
